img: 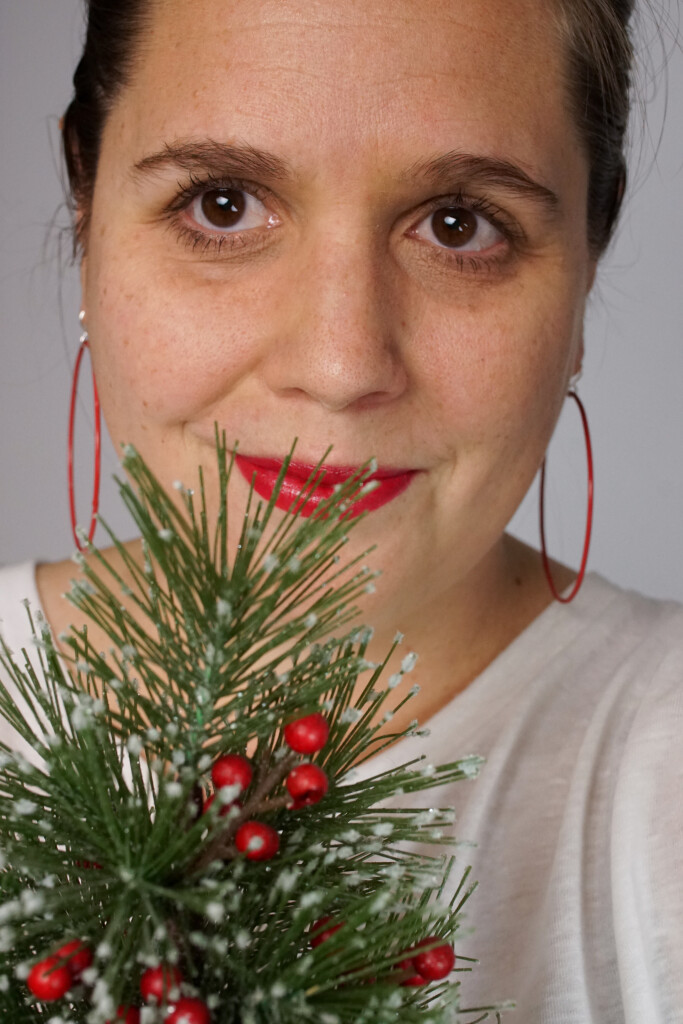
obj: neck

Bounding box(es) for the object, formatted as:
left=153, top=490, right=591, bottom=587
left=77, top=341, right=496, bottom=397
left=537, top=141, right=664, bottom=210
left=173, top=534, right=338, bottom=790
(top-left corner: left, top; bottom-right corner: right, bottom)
left=358, top=535, right=568, bottom=735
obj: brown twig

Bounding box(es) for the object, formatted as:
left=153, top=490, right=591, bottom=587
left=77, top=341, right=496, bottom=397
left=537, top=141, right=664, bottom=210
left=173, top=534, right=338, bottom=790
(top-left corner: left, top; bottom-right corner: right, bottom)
left=190, top=750, right=299, bottom=872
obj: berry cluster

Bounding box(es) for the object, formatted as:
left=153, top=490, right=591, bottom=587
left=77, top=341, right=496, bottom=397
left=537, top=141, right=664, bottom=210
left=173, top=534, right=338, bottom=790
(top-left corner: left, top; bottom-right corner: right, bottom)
left=26, top=939, right=92, bottom=1001
left=137, top=965, right=210, bottom=1023
left=27, top=949, right=210, bottom=1022
left=310, top=918, right=456, bottom=986
left=24, top=712, right=331, bottom=1017
left=199, top=711, right=331, bottom=864
left=23, top=711, right=455, bottom=1017
left=397, top=938, right=457, bottom=986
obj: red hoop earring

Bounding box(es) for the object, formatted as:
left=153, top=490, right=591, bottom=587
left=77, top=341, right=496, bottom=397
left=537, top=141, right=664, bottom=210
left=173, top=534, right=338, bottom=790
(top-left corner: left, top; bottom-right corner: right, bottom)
left=539, top=389, right=594, bottom=603
left=68, top=316, right=101, bottom=551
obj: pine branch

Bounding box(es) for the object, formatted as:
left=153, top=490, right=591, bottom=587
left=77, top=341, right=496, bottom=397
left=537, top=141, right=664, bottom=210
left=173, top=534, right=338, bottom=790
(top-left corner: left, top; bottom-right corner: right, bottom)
left=0, top=436, right=509, bottom=1023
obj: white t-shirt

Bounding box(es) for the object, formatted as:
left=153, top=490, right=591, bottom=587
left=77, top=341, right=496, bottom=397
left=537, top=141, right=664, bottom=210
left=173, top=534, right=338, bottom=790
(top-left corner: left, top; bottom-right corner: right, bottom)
left=0, top=562, right=681, bottom=1023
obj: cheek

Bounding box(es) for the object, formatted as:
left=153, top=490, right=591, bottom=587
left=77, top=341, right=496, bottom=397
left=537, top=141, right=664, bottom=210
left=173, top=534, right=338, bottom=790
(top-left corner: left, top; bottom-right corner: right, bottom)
left=84, top=239, right=266, bottom=431
left=415, top=281, right=583, bottom=459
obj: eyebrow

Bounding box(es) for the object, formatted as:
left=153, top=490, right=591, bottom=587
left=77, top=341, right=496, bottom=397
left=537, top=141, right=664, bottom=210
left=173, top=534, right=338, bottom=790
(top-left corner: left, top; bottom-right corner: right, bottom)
left=131, top=140, right=294, bottom=183
left=132, top=139, right=560, bottom=212
left=406, top=151, right=560, bottom=212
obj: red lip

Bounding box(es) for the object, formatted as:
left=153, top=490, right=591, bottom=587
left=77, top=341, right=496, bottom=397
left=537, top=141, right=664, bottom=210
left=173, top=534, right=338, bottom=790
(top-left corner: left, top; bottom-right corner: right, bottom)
left=234, top=455, right=416, bottom=518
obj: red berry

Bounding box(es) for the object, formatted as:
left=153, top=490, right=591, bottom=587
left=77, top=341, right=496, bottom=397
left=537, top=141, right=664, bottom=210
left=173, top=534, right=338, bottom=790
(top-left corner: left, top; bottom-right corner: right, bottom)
left=310, top=916, right=342, bottom=948
left=140, top=964, right=183, bottom=1003
left=27, top=956, right=72, bottom=1001
left=106, top=1008, right=141, bottom=1024
left=166, top=996, right=211, bottom=1023
left=211, top=754, right=253, bottom=794
left=235, top=820, right=279, bottom=860
left=413, top=938, right=456, bottom=980
left=54, top=938, right=93, bottom=978
left=286, top=763, right=329, bottom=807
left=283, top=713, right=329, bottom=753
left=395, top=955, right=427, bottom=986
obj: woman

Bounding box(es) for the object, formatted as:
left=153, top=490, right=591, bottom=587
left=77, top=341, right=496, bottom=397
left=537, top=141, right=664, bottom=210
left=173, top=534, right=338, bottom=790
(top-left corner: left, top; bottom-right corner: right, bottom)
left=0, top=0, right=681, bottom=1019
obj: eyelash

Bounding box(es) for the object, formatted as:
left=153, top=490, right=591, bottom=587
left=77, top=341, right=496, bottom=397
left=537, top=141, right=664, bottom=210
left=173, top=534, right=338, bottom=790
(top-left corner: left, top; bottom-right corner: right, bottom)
left=163, top=174, right=523, bottom=271
left=163, top=172, right=274, bottom=255
left=412, top=192, right=523, bottom=273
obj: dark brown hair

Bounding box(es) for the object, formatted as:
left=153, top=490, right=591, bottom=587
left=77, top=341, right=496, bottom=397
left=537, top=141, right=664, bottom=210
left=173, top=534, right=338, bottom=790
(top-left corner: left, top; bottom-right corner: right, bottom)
left=62, top=0, right=151, bottom=246
left=554, top=0, right=635, bottom=255
left=62, top=0, right=635, bottom=256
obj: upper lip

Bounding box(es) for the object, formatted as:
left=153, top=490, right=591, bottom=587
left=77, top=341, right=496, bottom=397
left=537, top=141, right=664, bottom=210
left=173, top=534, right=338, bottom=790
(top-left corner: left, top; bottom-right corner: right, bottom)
left=235, top=455, right=415, bottom=483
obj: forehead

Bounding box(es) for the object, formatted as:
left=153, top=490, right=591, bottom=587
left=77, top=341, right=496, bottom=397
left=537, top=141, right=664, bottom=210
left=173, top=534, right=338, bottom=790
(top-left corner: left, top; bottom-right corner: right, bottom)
left=114, top=0, right=580, bottom=187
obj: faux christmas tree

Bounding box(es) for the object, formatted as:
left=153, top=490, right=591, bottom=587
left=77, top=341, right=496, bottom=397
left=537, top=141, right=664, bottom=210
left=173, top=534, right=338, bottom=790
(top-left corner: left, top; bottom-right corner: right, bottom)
left=0, top=438, right=508, bottom=1023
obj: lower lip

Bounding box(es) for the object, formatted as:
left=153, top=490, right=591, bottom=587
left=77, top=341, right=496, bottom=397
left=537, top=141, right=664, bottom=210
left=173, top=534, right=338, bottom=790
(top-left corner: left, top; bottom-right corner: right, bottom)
left=234, top=456, right=416, bottom=518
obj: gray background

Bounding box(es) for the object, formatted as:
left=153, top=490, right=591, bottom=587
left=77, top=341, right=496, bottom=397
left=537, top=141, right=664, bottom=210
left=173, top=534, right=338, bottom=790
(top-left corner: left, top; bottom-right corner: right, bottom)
left=1, top=2, right=682, bottom=600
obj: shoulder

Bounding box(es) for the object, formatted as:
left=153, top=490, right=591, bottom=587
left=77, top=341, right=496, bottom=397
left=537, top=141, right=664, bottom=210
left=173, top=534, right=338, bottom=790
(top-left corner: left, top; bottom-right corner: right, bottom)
left=444, top=572, right=683, bottom=821
left=587, top=575, right=683, bottom=783
left=589, top=583, right=683, bottom=1016
left=551, top=574, right=683, bottom=776
left=571, top=571, right=683, bottom=649
left=557, top=572, right=683, bottom=705
left=576, top=578, right=683, bottom=900
left=587, top=575, right=683, bottom=795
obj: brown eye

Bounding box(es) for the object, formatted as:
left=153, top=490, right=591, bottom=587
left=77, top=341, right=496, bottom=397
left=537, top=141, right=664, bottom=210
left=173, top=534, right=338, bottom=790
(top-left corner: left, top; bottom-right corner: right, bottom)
left=187, top=186, right=274, bottom=238
left=200, top=189, right=246, bottom=229
left=412, top=203, right=503, bottom=255
left=431, top=207, right=478, bottom=248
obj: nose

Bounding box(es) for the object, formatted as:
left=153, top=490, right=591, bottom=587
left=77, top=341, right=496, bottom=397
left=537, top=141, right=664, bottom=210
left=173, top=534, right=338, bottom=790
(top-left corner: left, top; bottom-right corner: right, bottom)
left=262, top=231, right=408, bottom=413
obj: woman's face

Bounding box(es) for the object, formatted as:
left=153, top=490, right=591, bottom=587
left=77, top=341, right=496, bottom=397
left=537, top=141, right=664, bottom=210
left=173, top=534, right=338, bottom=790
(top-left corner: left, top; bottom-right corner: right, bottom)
left=81, top=0, right=594, bottom=630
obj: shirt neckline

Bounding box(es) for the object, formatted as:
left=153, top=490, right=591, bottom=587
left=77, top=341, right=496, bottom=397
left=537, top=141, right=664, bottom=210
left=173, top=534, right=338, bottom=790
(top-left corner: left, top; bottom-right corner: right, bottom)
left=390, top=571, right=622, bottom=746
left=1, top=562, right=621, bottom=739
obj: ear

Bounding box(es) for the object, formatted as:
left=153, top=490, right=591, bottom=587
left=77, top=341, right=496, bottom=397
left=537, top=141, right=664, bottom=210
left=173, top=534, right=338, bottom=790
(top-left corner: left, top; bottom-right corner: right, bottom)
left=79, top=254, right=88, bottom=314
left=572, top=331, right=585, bottom=381
left=573, top=258, right=596, bottom=380
left=74, top=204, right=89, bottom=262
